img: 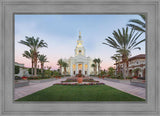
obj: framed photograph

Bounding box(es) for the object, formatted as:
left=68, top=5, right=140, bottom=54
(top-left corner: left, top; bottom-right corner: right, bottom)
left=0, top=0, right=159, bottom=116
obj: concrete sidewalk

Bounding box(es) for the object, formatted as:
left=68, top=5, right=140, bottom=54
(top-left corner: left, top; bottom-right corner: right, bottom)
left=92, top=77, right=146, bottom=99
left=14, top=77, right=67, bottom=100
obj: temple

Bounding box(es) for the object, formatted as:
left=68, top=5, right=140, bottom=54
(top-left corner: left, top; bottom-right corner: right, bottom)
left=61, top=32, right=94, bottom=76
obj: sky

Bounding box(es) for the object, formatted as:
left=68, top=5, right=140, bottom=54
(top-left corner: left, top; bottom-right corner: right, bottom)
left=15, top=14, right=145, bottom=70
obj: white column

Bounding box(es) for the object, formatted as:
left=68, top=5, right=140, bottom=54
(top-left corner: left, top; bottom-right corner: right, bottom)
left=96, top=63, right=98, bottom=74
left=62, top=67, right=64, bottom=75
left=82, top=63, right=85, bottom=75
left=70, top=62, right=73, bottom=76
left=87, top=63, right=90, bottom=76
left=76, top=63, right=78, bottom=74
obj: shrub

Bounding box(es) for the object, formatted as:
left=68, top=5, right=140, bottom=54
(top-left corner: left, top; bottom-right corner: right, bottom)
left=15, top=76, right=21, bottom=80
left=126, top=76, right=132, bottom=79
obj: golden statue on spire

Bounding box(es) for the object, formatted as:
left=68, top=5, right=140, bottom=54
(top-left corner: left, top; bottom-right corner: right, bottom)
left=79, top=31, right=81, bottom=39
left=79, top=31, right=81, bottom=36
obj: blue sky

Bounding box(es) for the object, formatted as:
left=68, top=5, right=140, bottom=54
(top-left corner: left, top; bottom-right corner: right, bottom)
left=15, top=14, right=145, bottom=70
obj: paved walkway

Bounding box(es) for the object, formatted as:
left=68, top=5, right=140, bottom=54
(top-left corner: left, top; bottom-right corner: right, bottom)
left=14, top=77, right=146, bottom=100
left=92, top=77, right=146, bottom=99
left=14, top=77, right=67, bottom=100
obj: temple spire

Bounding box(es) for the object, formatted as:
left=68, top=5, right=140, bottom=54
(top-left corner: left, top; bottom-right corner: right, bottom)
left=79, top=31, right=81, bottom=39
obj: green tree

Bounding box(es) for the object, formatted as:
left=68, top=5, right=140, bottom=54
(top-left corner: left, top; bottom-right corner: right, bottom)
left=38, top=54, right=48, bottom=74
left=111, top=54, right=121, bottom=74
left=127, top=14, right=146, bottom=32
left=107, top=67, right=115, bottom=77
left=96, top=58, right=102, bottom=74
left=57, top=59, right=63, bottom=75
left=44, top=67, right=52, bottom=78
left=22, top=49, right=34, bottom=75
left=91, top=64, right=96, bottom=75
left=132, top=68, right=141, bottom=77
left=19, top=36, right=48, bottom=76
left=103, top=27, right=145, bottom=78
left=93, top=58, right=98, bottom=75
left=15, top=65, right=20, bottom=74
left=62, top=62, right=68, bottom=76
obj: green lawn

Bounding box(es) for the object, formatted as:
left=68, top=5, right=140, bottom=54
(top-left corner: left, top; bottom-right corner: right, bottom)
left=16, top=85, right=145, bottom=101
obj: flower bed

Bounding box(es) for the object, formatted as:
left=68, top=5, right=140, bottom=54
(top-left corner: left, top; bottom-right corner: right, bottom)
left=54, top=82, right=105, bottom=86
left=62, top=77, right=99, bottom=82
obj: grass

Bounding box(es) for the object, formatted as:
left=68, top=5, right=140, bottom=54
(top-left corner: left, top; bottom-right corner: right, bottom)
left=16, top=85, right=145, bottom=101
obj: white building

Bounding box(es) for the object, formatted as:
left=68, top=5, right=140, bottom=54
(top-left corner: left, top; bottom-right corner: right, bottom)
left=15, top=62, right=30, bottom=77
left=61, top=32, right=95, bottom=76
left=115, top=54, right=145, bottom=78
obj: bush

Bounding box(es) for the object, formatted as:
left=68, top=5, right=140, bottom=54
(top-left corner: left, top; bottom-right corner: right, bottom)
left=15, top=76, right=21, bottom=80
left=27, top=76, right=51, bottom=80
left=126, top=76, right=132, bottom=79
left=28, top=68, right=41, bottom=75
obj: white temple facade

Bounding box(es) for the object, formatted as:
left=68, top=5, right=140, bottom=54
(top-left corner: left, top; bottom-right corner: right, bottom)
left=61, top=32, right=94, bottom=76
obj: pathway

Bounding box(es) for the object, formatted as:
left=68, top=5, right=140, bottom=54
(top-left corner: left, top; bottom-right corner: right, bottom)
left=14, top=77, right=146, bottom=100
left=92, top=77, right=146, bottom=99
left=14, top=77, right=67, bottom=100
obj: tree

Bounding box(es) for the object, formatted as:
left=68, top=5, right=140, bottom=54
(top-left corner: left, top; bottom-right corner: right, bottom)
left=62, top=62, right=68, bottom=76
left=57, top=59, right=63, bottom=75
left=44, top=66, right=52, bottom=78
left=22, top=49, right=34, bottom=75
left=111, top=54, right=121, bottom=74
left=93, top=58, right=98, bottom=75
left=91, top=64, right=96, bottom=75
left=103, top=27, right=145, bottom=78
left=19, top=36, right=48, bottom=76
left=127, top=14, right=146, bottom=32
left=38, top=54, right=48, bottom=74
left=96, top=58, right=102, bottom=74
left=107, top=67, right=115, bottom=77
left=15, top=65, right=20, bottom=74
left=132, top=68, right=141, bottom=77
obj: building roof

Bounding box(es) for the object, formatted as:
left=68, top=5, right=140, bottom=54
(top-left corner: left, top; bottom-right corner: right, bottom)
left=128, top=54, right=145, bottom=61
left=114, top=54, right=145, bottom=65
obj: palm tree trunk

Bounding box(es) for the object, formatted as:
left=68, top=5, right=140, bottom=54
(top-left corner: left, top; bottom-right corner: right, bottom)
left=60, top=66, right=62, bottom=75
left=31, top=59, right=34, bottom=75
left=123, top=63, right=126, bottom=79
left=98, top=64, right=100, bottom=74
left=126, top=60, right=129, bottom=77
left=41, top=63, right=43, bottom=73
left=34, top=56, right=37, bottom=76
left=64, top=67, right=66, bottom=76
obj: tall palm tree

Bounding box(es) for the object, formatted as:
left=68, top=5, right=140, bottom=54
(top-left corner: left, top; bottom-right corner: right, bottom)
left=38, top=54, right=48, bottom=74
left=57, top=59, right=63, bottom=75
left=103, top=27, right=145, bottom=78
left=91, top=64, right=96, bottom=75
left=127, top=14, right=146, bottom=32
left=22, top=49, right=34, bottom=75
left=62, top=62, right=68, bottom=76
left=19, top=36, right=48, bottom=76
left=96, top=58, right=102, bottom=74
left=111, top=54, right=121, bottom=74
left=93, top=59, right=98, bottom=75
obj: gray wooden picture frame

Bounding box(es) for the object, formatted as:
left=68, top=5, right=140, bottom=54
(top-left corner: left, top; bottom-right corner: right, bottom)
left=0, top=0, right=159, bottom=116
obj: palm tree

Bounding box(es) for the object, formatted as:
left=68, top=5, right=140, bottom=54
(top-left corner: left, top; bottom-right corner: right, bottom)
left=103, top=27, right=145, bottom=78
left=62, top=62, right=68, bottom=76
left=19, top=36, right=48, bottom=76
left=127, top=14, right=146, bottom=32
left=38, top=54, right=48, bottom=74
left=93, top=58, right=98, bottom=75
left=96, top=58, right=102, bottom=74
left=91, top=64, right=96, bottom=75
left=111, top=54, right=121, bottom=74
left=57, top=59, right=63, bottom=75
left=22, top=49, right=34, bottom=75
